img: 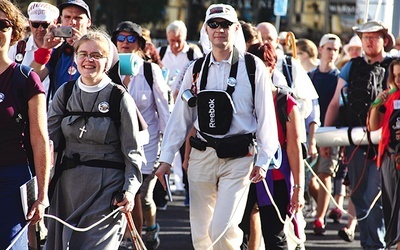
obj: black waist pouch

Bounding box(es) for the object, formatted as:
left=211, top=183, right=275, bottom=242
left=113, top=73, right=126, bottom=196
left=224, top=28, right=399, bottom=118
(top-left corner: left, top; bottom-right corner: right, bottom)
left=201, top=132, right=253, bottom=158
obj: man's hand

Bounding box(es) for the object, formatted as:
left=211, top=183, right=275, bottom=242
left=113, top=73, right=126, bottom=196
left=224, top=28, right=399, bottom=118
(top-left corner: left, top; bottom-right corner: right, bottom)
left=249, top=166, right=266, bottom=183
left=42, top=24, right=64, bottom=49
left=155, top=162, right=172, bottom=190
left=319, top=146, right=331, bottom=158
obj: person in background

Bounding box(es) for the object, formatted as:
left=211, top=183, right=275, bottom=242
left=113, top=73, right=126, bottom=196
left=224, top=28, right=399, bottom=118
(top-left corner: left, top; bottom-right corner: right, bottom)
left=156, top=19, right=203, bottom=209
left=113, top=21, right=170, bottom=250
left=30, top=0, right=121, bottom=105
left=240, top=41, right=305, bottom=250
left=156, top=4, right=279, bottom=249
left=306, top=33, right=342, bottom=235
left=368, top=58, right=400, bottom=250
left=240, top=21, right=261, bottom=50
left=296, top=38, right=319, bottom=72
left=333, top=33, right=363, bottom=242
left=46, top=30, right=142, bottom=249
left=323, top=20, right=394, bottom=250
left=0, top=1, right=51, bottom=249
left=336, top=35, right=362, bottom=69
left=8, top=2, right=59, bottom=98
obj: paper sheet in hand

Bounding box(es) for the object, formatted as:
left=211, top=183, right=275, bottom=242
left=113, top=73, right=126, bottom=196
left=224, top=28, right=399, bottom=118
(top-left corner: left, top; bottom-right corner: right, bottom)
left=164, top=174, right=173, bottom=202
left=20, top=176, right=37, bottom=220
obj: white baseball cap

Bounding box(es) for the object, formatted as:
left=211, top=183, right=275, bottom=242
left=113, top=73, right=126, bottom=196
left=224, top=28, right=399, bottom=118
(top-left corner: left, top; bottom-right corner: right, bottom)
left=205, top=4, right=238, bottom=23
left=27, top=2, right=59, bottom=23
left=319, top=33, right=341, bottom=48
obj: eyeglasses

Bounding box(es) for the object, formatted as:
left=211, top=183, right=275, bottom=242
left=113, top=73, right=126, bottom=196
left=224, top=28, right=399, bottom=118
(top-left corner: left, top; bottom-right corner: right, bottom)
left=31, top=22, right=50, bottom=29
left=0, top=19, right=12, bottom=32
left=117, top=34, right=137, bottom=43
left=362, top=35, right=383, bottom=41
left=76, top=51, right=105, bottom=61
left=206, top=20, right=233, bottom=29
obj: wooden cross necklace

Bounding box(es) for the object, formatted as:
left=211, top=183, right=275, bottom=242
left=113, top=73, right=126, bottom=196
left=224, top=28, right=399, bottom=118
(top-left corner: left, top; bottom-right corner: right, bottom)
left=79, top=90, right=100, bottom=138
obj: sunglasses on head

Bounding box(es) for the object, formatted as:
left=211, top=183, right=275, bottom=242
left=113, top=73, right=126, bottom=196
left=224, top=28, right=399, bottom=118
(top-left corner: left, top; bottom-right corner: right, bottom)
left=0, top=19, right=12, bottom=32
left=31, top=22, right=50, bottom=29
left=206, top=20, right=233, bottom=29
left=117, top=34, right=137, bottom=43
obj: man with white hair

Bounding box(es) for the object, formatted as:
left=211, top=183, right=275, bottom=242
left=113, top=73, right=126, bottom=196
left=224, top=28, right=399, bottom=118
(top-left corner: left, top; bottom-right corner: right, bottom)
left=155, top=20, right=203, bottom=209
left=156, top=4, right=279, bottom=249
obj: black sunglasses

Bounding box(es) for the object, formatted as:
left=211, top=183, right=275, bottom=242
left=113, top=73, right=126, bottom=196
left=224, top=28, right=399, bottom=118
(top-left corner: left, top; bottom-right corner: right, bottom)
left=206, top=20, right=233, bottom=29
left=0, top=19, right=12, bottom=32
left=117, top=34, right=136, bottom=43
left=31, top=22, right=50, bottom=29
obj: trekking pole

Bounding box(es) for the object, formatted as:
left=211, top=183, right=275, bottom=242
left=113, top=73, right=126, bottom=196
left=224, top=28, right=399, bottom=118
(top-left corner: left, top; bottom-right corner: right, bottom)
left=114, top=192, right=147, bottom=250
left=286, top=32, right=297, bottom=59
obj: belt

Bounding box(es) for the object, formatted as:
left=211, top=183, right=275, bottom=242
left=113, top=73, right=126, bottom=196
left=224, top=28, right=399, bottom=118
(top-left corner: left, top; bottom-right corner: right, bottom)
left=64, top=153, right=125, bottom=170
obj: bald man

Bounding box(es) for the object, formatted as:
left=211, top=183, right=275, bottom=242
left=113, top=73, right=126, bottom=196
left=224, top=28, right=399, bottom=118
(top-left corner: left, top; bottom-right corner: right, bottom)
left=256, top=22, right=319, bottom=160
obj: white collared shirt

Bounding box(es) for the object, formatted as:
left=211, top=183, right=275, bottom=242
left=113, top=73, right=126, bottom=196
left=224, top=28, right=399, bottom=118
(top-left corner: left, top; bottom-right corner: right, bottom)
left=159, top=50, right=279, bottom=170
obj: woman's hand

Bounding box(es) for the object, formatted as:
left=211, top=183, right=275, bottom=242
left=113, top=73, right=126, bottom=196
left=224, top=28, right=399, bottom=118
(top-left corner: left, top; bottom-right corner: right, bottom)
left=27, top=199, right=48, bottom=225
left=249, top=166, right=266, bottom=183
left=114, top=191, right=135, bottom=213
left=291, top=188, right=305, bottom=213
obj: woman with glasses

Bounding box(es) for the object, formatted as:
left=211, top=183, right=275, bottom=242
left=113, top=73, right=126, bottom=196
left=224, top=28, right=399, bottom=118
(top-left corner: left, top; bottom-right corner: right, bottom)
left=0, top=1, right=51, bottom=249
left=45, top=30, right=143, bottom=249
left=112, top=21, right=170, bottom=249
left=368, top=58, right=400, bottom=250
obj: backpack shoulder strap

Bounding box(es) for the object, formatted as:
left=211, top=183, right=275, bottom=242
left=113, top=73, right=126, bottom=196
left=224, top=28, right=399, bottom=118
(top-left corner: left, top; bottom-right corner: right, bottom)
left=12, top=64, right=32, bottom=121
left=192, top=56, right=205, bottom=80
left=15, top=39, right=28, bottom=63
left=63, top=80, right=76, bottom=108
left=187, top=47, right=194, bottom=61
left=143, top=61, right=153, bottom=90
left=282, top=55, right=293, bottom=87
left=159, top=46, right=167, bottom=60
left=109, top=84, right=125, bottom=128
left=276, top=88, right=289, bottom=135
left=244, top=53, right=256, bottom=99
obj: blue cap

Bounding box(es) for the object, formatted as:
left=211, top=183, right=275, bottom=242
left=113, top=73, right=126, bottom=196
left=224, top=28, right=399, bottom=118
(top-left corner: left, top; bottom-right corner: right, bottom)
left=59, top=0, right=91, bottom=19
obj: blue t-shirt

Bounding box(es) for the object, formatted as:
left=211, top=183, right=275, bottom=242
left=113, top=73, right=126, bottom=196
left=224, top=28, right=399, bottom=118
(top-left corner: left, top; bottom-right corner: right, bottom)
left=47, top=43, right=80, bottom=96
left=308, top=66, right=340, bottom=126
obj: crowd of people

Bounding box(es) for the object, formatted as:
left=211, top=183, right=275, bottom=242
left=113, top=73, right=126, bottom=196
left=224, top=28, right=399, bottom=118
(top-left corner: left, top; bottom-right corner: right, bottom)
left=2, top=0, right=400, bottom=250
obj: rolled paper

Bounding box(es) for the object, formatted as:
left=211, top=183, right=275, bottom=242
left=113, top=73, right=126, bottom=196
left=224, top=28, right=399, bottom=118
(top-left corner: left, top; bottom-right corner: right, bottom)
left=315, top=126, right=381, bottom=147
left=118, top=53, right=139, bottom=76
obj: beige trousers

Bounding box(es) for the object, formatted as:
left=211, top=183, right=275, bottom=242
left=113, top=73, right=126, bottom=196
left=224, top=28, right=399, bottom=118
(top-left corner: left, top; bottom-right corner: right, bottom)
left=188, top=146, right=254, bottom=250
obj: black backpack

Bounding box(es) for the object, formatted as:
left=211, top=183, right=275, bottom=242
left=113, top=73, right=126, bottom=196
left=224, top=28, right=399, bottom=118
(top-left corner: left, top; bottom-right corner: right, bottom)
left=12, top=64, right=35, bottom=174
left=282, top=55, right=293, bottom=87
left=54, top=80, right=147, bottom=152
left=159, top=45, right=194, bottom=61
left=340, top=57, right=393, bottom=127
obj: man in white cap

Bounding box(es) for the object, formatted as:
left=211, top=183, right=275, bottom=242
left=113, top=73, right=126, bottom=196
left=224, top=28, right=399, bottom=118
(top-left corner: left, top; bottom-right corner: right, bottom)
left=30, top=0, right=121, bottom=104
left=323, top=20, right=395, bottom=249
left=156, top=3, right=279, bottom=249
left=306, top=33, right=342, bottom=235
left=8, top=2, right=59, bottom=97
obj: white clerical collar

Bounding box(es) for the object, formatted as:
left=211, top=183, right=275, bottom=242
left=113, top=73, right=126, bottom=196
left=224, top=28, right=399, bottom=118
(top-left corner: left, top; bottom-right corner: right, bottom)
left=77, top=75, right=111, bottom=93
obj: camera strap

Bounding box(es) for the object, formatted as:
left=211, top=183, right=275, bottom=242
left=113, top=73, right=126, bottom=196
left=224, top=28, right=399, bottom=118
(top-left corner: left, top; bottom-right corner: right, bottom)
left=199, top=47, right=239, bottom=96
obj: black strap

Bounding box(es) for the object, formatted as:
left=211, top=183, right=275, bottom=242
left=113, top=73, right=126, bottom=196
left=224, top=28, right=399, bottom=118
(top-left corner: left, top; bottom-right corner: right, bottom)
left=199, top=47, right=239, bottom=96
left=244, top=53, right=255, bottom=99
left=187, top=47, right=194, bottom=61
left=143, top=61, right=153, bottom=90
left=276, top=89, right=289, bottom=135
left=159, top=46, right=167, bottom=60
left=282, top=55, right=293, bottom=87
left=15, top=39, right=27, bottom=63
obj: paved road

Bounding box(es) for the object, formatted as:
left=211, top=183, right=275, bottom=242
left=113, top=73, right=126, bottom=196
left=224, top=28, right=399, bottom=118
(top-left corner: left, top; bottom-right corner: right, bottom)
left=156, top=192, right=363, bottom=250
